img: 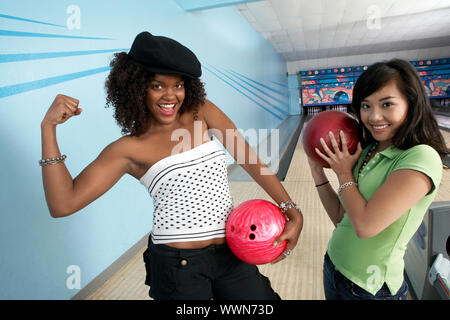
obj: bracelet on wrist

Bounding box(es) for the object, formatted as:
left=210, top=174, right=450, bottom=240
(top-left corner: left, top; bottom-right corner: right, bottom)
left=338, top=181, right=358, bottom=196
left=278, top=199, right=300, bottom=219
left=39, top=154, right=67, bottom=167
left=315, top=181, right=329, bottom=188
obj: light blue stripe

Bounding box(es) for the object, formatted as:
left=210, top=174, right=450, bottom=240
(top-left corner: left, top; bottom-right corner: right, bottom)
left=203, top=66, right=283, bottom=120
left=0, top=30, right=114, bottom=40
left=227, top=69, right=285, bottom=95
left=221, top=68, right=287, bottom=108
left=0, top=66, right=111, bottom=98
left=0, top=48, right=129, bottom=63
left=0, top=13, right=65, bottom=27
left=267, top=79, right=288, bottom=88
left=207, top=64, right=287, bottom=116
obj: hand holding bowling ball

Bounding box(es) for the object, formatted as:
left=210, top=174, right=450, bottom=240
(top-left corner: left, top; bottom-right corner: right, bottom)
left=226, top=199, right=287, bottom=265
left=302, top=110, right=360, bottom=168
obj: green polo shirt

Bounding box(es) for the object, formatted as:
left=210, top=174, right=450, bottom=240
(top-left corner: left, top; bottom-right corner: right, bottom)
left=328, top=143, right=442, bottom=296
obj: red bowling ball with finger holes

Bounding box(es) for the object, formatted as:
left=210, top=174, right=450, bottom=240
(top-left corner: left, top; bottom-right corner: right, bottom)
left=226, top=199, right=287, bottom=265
left=302, top=110, right=360, bottom=168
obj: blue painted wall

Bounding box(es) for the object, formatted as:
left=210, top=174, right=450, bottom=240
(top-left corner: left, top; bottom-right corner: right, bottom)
left=288, top=74, right=301, bottom=115
left=0, top=0, right=288, bottom=299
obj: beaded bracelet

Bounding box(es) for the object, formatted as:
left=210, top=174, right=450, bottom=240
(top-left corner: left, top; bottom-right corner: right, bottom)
left=39, top=154, right=67, bottom=167
left=279, top=199, right=299, bottom=214
left=338, top=181, right=358, bottom=196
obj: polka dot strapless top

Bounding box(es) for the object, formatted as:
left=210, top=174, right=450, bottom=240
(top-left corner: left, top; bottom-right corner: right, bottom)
left=139, top=140, right=234, bottom=244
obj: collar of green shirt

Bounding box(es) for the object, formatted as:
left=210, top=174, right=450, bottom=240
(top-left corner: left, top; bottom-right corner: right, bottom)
left=355, top=144, right=401, bottom=175
left=378, top=145, right=401, bottom=159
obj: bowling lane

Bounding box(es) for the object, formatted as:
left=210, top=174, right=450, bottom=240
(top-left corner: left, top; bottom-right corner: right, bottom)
left=84, top=122, right=449, bottom=300
left=228, top=179, right=336, bottom=300
left=436, top=114, right=450, bottom=131
left=229, top=125, right=450, bottom=300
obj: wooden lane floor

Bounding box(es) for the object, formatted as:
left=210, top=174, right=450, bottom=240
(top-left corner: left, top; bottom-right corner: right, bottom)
left=87, top=129, right=450, bottom=300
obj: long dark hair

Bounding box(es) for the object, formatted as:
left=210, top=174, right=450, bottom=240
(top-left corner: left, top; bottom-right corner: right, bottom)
left=105, top=52, right=206, bottom=136
left=350, top=58, right=448, bottom=160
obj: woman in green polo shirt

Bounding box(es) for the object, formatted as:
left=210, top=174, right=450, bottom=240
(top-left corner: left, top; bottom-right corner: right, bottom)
left=307, top=58, right=448, bottom=300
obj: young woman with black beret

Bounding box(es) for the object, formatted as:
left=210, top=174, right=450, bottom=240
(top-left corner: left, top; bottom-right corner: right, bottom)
left=40, top=31, right=303, bottom=300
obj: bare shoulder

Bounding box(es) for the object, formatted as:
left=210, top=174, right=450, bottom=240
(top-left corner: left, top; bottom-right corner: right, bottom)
left=105, top=134, right=171, bottom=179
left=95, top=135, right=142, bottom=173
left=100, top=135, right=136, bottom=157
left=199, top=99, right=230, bottom=128
left=199, top=99, right=220, bottom=115
left=72, top=135, right=136, bottom=188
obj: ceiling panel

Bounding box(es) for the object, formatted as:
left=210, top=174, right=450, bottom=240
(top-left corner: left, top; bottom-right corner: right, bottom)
left=236, top=0, right=450, bottom=63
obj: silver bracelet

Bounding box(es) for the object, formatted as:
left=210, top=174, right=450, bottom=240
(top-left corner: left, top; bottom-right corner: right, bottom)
left=279, top=199, right=299, bottom=214
left=338, top=181, right=358, bottom=196
left=39, top=154, right=67, bottom=167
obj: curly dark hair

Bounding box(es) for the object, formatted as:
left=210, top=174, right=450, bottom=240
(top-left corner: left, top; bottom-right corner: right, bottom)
left=105, top=52, right=206, bottom=136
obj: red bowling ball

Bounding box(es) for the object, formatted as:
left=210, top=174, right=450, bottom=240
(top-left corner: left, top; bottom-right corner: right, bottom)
left=302, top=110, right=360, bottom=168
left=226, top=199, right=287, bottom=265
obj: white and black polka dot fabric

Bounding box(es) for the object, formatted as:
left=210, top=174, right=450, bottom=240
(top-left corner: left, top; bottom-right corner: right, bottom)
left=140, top=141, right=234, bottom=244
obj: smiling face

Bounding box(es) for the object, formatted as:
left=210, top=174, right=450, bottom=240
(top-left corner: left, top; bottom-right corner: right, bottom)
left=145, top=74, right=185, bottom=126
left=360, top=80, right=409, bottom=150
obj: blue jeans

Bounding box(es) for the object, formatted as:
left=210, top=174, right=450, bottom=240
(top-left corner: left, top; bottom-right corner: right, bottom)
left=323, top=252, right=408, bottom=300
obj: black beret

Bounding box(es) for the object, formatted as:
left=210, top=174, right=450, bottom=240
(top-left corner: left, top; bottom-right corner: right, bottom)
left=128, top=31, right=201, bottom=78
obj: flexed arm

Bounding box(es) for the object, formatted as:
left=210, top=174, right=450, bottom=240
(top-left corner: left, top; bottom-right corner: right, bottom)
left=41, top=95, right=130, bottom=218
